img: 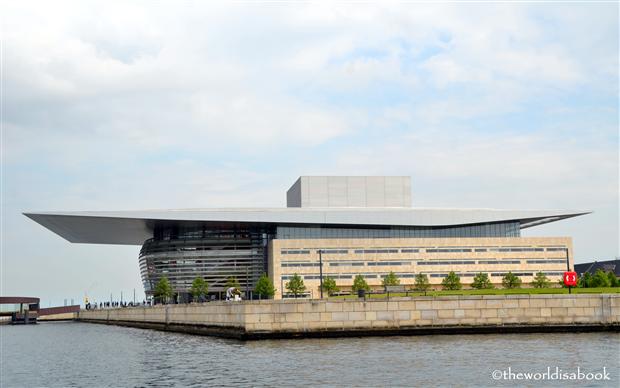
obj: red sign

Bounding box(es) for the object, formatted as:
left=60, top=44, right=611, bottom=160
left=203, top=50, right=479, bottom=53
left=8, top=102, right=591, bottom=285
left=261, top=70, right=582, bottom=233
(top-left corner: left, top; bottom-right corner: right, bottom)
left=563, top=271, right=577, bottom=287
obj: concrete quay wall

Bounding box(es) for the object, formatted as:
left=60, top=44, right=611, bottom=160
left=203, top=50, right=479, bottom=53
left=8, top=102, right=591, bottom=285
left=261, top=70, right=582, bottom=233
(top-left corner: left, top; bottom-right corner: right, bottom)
left=78, top=294, right=620, bottom=340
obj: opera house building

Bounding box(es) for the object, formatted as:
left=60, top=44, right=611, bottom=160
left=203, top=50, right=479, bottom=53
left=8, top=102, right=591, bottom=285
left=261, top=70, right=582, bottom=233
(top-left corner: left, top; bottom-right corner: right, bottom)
left=25, top=176, right=588, bottom=300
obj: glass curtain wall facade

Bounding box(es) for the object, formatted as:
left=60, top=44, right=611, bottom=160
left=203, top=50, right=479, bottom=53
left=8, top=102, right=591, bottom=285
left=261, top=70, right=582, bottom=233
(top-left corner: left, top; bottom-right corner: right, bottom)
left=139, top=223, right=273, bottom=301
left=276, top=221, right=520, bottom=239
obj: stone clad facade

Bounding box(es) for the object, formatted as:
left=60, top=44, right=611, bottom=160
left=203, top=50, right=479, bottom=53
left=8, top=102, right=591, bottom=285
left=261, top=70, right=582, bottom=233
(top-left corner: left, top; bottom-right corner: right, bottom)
left=272, top=237, right=573, bottom=299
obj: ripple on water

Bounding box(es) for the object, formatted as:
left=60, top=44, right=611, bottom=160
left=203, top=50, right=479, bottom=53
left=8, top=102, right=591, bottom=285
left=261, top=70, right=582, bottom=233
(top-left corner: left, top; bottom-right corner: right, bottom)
left=1, top=322, right=618, bottom=387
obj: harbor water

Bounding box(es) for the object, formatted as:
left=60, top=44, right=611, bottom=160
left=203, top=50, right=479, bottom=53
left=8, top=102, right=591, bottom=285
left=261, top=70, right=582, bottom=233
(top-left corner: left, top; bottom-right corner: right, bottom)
left=1, top=322, right=618, bottom=387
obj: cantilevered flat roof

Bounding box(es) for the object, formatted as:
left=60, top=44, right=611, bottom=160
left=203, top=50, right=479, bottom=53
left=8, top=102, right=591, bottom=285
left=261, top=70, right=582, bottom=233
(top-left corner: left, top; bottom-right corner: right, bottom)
left=24, top=208, right=590, bottom=246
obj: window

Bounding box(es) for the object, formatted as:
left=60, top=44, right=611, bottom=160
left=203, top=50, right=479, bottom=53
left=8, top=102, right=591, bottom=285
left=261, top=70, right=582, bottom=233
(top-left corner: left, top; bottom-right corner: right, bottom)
left=417, top=261, right=476, bottom=265
left=497, top=247, right=544, bottom=252
left=367, top=261, right=409, bottom=266
left=329, top=262, right=364, bottom=267
left=490, top=272, right=533, bottom=277
left=526, top=259, right=566, bottom=264
left=281, top=262, right=320, bottom=267
left=426, top=248, right=473, bottom=253
left=354, top=249, right=399, bottom=254
left=478, top=260, right=520, bottom=265
left=281, top=249, right=310, bottom=255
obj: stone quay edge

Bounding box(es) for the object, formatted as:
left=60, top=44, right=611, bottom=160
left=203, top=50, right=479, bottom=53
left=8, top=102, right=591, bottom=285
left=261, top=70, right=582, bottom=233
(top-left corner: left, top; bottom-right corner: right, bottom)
left=77, top=294, right=620, bottom=340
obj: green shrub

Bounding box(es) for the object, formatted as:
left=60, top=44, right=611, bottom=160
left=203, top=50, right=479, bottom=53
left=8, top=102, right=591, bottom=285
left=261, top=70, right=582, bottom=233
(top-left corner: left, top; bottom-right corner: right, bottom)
left=382, top=271, right=400, bottom=287
left=578, top=272, right=592, bottom=288
left=190, top=277, right=209, bottom=301
left=352, top=274, right=370, bottom=292
left=471, top=273, right=493, bottom=289
left=254, top=273, right=276, bottom=299
left=590, top=269, right=611, bottom=288
left=154, top=276, right=173, bottom=303
left=414, top=273, right=431, bottom=292
left=285, top=273, right=306, bottom=298
left=531, top=272, right=550, bottom=289
left=441, top=271, right=462, bottom=290
left=321, top=277, right=340, bottom=296
left=502, top=272, right=522, bottom=289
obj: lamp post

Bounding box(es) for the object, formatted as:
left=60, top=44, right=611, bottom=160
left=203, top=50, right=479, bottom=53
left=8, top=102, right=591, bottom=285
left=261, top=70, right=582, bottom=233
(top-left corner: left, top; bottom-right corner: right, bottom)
left=318, top=249, right=324, bottom=299
left=565, top=247, right=572, bottom=294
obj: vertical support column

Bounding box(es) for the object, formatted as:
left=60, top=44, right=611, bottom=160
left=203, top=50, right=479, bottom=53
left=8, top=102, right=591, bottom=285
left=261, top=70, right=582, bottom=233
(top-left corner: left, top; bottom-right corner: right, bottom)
left=319, top=249, right=324, bottom=299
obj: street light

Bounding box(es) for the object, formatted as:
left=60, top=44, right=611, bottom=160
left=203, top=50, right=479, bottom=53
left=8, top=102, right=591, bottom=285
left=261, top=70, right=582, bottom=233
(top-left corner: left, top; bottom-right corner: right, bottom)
left=565, top=247, right=572, bottom=294
left=318, top=249, right=324, bottom=299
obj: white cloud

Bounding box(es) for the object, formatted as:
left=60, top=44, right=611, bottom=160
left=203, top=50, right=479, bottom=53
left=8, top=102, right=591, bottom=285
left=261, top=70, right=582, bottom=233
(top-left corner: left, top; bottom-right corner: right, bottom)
left=1, top=1, right=617, bottom=304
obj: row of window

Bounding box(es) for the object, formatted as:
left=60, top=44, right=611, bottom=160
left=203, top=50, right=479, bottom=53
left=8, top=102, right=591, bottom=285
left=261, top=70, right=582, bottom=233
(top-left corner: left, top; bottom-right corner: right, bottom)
left=281, top=262, right=321, bottom=267
left=142, top=247, right=262, bottom=257
left=280, top=271, right=564, bottom=281
left=477, top=260, right=521, bottom=265
left=367, top=261, right=408, bottom=266
left=427, top=248, right=474, bottom=253
left=494, top=247, right=544, bottom=252
left=418, top=260, right=476, bottom=265
left=526, top=260, right=566, bottom=264
left=281, top=250, right=311, bottom=255
left=329, top=262, right=364, bottom=267
left=152, top=225, right=271, bottom=242
left=280, top=246, right=566, bottom=255
left=281, top=258, right=566, bottom=267
left=429, top=272, right=561, bottom=278
left=430, top=273, right=475, bottom=278
left=354, top=249, right=400, bottom=254
left=320, top=249, right=349, bottom=254
left=149, top=257, right=259, bottom=265
left=281, top=273, right=417, bottom=280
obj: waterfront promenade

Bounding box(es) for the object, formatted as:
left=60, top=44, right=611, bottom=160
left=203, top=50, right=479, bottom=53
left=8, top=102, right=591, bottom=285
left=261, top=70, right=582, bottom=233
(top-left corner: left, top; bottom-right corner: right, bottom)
left=78, top=294, right=619, bottom=340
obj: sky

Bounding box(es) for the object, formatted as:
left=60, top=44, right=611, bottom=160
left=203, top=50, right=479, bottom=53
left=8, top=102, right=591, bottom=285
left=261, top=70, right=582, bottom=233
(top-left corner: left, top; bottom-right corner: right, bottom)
left=1, top=1, right=618, bottom=307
